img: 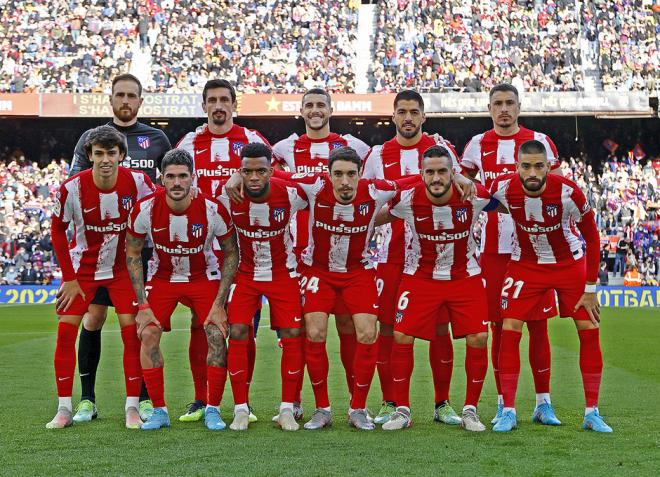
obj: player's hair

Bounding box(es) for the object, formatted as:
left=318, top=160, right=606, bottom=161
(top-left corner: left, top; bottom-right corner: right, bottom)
left=421, top=145, right=453, bottom=169
left=394, top=89, right=424, bottom=111
left=161, top=148, right=194, bottom=175
left=84, top=125, right=127, bottom=158
left=328, top=146, right=361, bottom=172
left=489, top=83, right=519, bottom=100
left=111, top=73, right=142, bottom=97
left=240, top=142, right=272, bottom=163
left=519, top=139, right=547, bottom=158
left=302, top=88, right=332, bottom=107
left=203, top=79, right=236, bottom=103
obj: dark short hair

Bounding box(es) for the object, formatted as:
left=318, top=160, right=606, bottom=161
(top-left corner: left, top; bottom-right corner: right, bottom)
left=84, top=125, right=127, bottom=158
left=240, top=142, right=272, bottom=163
left=203, top=79, right=236, bottom=103
left=161, top=149, right=194, bottom=175
left=302, top=88, right=332, bottom=107
left=421, top=145, right=453, bottom=169
left=112, top=73, right=142, bottom=97
left=328, top=146, right=361, bottom=172
left=394, top=89, right=424, bottom=111
left=489, top=83, right=519, bottom=99
left=519, top=139, right=547, bottom=157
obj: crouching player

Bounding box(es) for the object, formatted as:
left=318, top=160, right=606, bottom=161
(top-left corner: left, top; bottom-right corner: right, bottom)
left=126, top=149, right=239, bottom=430
left=490, top=140, right=612, bottom=433
left=47, top=125, right=156, bottom=429
left=380, top=146, right=494, bottom=431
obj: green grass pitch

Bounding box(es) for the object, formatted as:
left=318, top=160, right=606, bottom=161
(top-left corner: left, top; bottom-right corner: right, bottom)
left=1, top=305, right=659, bottom=476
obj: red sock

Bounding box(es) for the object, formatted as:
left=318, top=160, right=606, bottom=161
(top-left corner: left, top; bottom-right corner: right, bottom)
left=527, top=319, right=551, bottom=394
left=350, top=342, right=377, bottom=409
left=376, top=334, right=395, bottom=402
left=120, top=324, right=142, bottom=397
left=429, top=334, right=453, bottom=404
left=338, top=332, right=357, bottom=395
left=54, top=321, right=78, bottom=397
left=142, top=367, right=166, bottom=408
left=305, top=339, right=330, bottom=408
left=280, top=336, right=303, bottom=403
left=490, top=323, right=503, bottom=395
left=578, top=328, right=603, bottom=408
left=228, top=339, right=249, bottom=405
left=390, top=342, right=414, bottom=408
left=247, top=330, right=256, bottom=398
left=499, top=329, right=522, bottom=408
left=207, top=365, right=227, bottom=407
left=189, top=326, right=208, bottom=402
left=294, top=335, right=306, bottom=403
left=465, top=345, right=488, bottom=408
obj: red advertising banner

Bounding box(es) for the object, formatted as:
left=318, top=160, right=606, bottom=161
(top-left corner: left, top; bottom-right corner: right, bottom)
left=0, top=93, right=39, bottom=116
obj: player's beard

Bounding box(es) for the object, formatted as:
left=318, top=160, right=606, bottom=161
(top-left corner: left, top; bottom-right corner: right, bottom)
left=167, top=186, right=191, bottom=201
left=113, top=105, right=138, bottom=123
left=521, top=175, right=547, bottom=192
left=306, top=115, right=329, bottom=131
left=337, top=187, right=355, bottom=202
left=396, top=122, right=421, bottom=139
left=245, top=183, right=270, bottom=199
left=211, top=111, right=228, bottom=126
left=425, top=181, right=451, bottom=198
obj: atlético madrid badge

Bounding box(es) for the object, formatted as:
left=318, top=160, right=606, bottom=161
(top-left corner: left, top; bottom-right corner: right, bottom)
left=137, top=136, right=151, bottom=149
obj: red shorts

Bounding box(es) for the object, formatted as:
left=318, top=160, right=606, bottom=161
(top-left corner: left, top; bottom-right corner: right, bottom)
left=56, top=274, right=137, bottom=316
left=146, top=278, right=220, bottom=332
left=500, top=259, right=589, bottom=322
left=480, top=252, right=556, bottom=323
left=228, top=273, right=302, bottom=330
left=297, top=262, right=350, bottom=316
left=394, top=275, right=488, bottom=341
left=375, top=262, right=404, bottom=325
left=301, top=266, right=379, bottom=316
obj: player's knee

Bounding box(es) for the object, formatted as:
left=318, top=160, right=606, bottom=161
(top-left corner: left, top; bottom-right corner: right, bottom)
left=279, top=328, right=300, bottom=339
left=83, top=309, right=107, bottom=331
left=140, top=325, right=161, bottom=347
left=356, top=327, right=377, bottom=344
left=466, top=332, right=488, bottom=348
left=229, top=324, right=249, bottom=340
left=306, top=325, right=327, bottom=342
left=393, top=331, right=414, bottom=344
left=502, top=318, right=524, bottom=332
left=378, top=323, right=394, bottom=336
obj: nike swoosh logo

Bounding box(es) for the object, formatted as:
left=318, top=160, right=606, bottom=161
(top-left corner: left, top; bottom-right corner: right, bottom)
left=471, top=379, right=484, bottom=383
left=233, top=212, right=246, bottom=215
left=153, top=227, right=167, bottom=232
left=372, top=304, right=379, bottom=309
left=195, top=148, right=208, bottom=155
left=79, top=373, right=90, bottom=377
left=311, top=380, right=324, bottom=386
left=384, top=163, right=398, bottom=168
left=84, top=207, right=96, bottom=213
left=129, top=376, right=141, bottom=381
left=317, top=204, right=331, bottom=208
left=58, top=377, right=71, bottom=381
left=229, top=370, right=244, bottom=376
left=483, top=151, right=495, bottom=156
left=393, top=378, right=406, bottom=382
left=288, top=370, right=301, bottom=375
left=440, top=359, right=453, bottom=364
left=295, top=148, right=307, bottom=153
left=356, top=383, right=369, bottom=388
left=415, top=217, right=429, bottom=222
left=376, top=361, right=387, bottom=365
left=294, top=316, right=302, bottom=322
left=132, top=301, right=139, bottom=306
left=482, top=321, right=489, bottom=326
left=509, top=206, right=521, bottom=209
left=537, top=368, right=550, bottom=373
left=543, top=307, right=553, bottom=313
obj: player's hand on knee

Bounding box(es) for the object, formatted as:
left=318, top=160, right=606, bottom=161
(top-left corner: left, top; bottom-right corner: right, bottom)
left=56, top=280, right=86, bottom=312
left=204, top=303, right=229, bottom=338
left=574, top=292, right=600, bottom=327
left=136, top=308, right=161, bottom=339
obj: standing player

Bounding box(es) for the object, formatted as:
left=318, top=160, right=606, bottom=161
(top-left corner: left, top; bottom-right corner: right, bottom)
left=47, top=125, right=155, bottom=429
left=125, top=149, right=239, bottom=431
left=69, top=73, right=171, bottom=423
left=361, top=90, right=466, bottom=426
left=378, top=146, right=492, bottom=431
left=490, top=140, right=612, bottom=433
left=217, top=143, right=306, bottom=431
left=176, top=79, right=270, bottom=423
left=271, top=88, right=370, bottom=420
left=461, top=83, right=561, bottom=425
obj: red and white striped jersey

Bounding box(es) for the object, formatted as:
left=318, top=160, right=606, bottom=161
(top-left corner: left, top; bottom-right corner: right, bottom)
left=176, top=123, right=271, bottom=197
left=490, top=173, right=591, bottom=265
left=272, top=132, right=370, bottom=252
left=461, top=126, right=559, bottom=255
left=390, top=181, right=495, bottom=280
left=218, top=178, right=308, bottom=281
left=275, top=170, right=398, bottom=273
left=128, top=190, right=233, bottom=283
left=362, top=133, right=460, bottom=265
left=52, top=167, right=155, bottom=281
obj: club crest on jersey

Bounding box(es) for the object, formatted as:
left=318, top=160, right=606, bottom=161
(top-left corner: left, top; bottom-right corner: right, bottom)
left=358, top=203, right=370, bottom=216
left=137, top=136, right=151, bottom=149
left=331, top=141, right=344, bottom=150
left=395, top=311, right=404, bottom=324
left=455, top=207, right=468, bottom=223
left=272, top=208, right=286, bottom=222
left=545, top=204, right=559, bottom=217
left=191, top=223, right=204, bottom=238
left=232, top=142, right=245, bottom=155
left=121, top=195, right=133, bottom=211
left=501, top=297, right=508, bottom=310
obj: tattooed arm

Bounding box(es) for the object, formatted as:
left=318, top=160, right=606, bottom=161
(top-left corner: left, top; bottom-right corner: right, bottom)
left=126, top=231, right=161, bottom=337
left=204, top=231, right=239, bottom=337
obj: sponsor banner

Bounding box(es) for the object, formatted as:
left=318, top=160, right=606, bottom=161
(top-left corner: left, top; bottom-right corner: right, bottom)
left=237, top=94, right=395, bottom=116
left=422, top=91, right=651, bottom=116
left=0, top=93, right=39, bottom=116
left=596, top=286, right=660, bottom=308
left=0, top=285, right=59, bottom=304
left=42, top=93, right=203, bottom=117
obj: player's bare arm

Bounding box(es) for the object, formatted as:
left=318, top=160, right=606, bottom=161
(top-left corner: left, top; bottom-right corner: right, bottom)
left=224, top=171, right=244, bottom=203
left=374, top=205, right=397, bottom=226
left=205, top=232, right=239, bottom=337
left=453, top=173, right=476, bottom=201
left=126, top=232, right=161, bottom=336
